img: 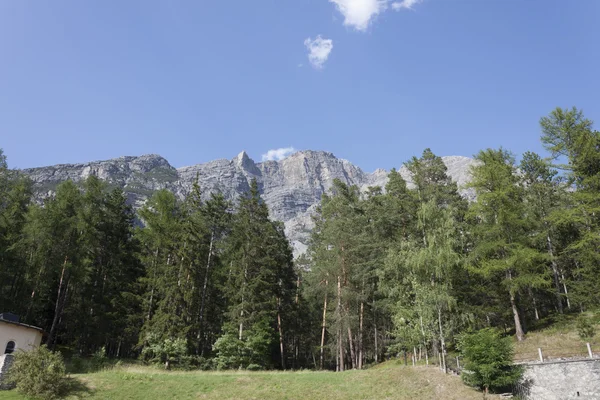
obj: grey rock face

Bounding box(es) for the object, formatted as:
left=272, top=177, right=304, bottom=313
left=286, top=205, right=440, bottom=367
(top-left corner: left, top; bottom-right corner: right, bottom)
left=21, top=151, right=478, bottom=257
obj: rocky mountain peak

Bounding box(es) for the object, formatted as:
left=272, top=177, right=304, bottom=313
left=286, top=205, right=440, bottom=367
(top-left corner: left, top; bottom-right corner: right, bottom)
left=21, top=150, right=478, bottom=257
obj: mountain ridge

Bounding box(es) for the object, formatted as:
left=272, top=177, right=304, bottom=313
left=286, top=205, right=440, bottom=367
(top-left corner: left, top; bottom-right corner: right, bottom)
left=21, top=150, right=478, bottom=256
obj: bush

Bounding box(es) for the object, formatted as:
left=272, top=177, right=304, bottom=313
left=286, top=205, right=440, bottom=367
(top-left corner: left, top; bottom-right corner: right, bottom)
left=91, top=346, right=109, bottom=371
left=577, top=316, right=595, bottom=340
left=458, top=328, right=523, bottom=396
left=141, top=335, right=188, bottom=369
left=213, top=332, right=246, bottom=370
left=69, top=354, right=85, bottom=373
left=7, top=345, right=67, bottom=400
left=213, top=320, right=274, bottom=370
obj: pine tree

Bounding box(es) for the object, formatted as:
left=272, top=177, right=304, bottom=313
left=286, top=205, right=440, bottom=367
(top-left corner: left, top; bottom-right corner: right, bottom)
left=540, top=107, right=600, bottom=308
left=468, top=149, right=548, bottom=341
left=138, top=190, right=189, bottom=346
left=308, top=179, right=374, bottom=371
left=520, top=151, right=570, bottom=314
left=0, top=149, right=32, bottom=314
left=219, top=179, right=296, bottom=369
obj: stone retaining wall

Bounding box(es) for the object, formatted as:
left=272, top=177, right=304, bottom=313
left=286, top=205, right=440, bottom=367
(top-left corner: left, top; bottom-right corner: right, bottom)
left=522, top=359, right=600, bottom=399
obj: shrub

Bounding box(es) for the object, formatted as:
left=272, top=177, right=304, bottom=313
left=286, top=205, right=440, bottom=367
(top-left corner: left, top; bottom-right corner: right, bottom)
left=68, top=354, right=85, bottom=373
left=7, top=345, right=67, bottom=400
left=576, top=316, right=595, bottom=340
left=213, top=332, right=246, bottom=370
left=213, top=320, right=275, bottom=370
left=457, top=328, right=523, bottom=396
left=91, top=346, right=109, bottom=371
left=141, top=335, right=188, bottom=369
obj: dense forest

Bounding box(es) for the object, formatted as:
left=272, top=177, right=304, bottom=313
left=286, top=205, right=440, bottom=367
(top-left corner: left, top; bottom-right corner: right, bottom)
left=1, top=107, right=599, bottom=371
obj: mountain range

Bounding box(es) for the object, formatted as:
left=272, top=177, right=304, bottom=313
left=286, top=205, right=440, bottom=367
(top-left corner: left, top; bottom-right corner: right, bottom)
left=22, top=151, right=477, bottom=256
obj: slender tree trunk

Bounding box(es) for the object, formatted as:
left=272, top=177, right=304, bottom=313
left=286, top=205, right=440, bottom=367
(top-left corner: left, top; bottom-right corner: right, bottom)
left=26, top=260, right=47, bottom=322
left=546, top=234, right=564, bottom=314
left=337, top=276, right=344, bottom=372
left=510, top=291, right=525, bottom=341
left=358, top=301, right=364, bottom=369
left=561, top=270, right=571, bottom=310
left=374, top=325, right=379, bottom=364
left=438, top=308, right=447, bottom=373
left=320, top=281, right=328, bottom=369
left=373, top=290, right=378, bottom=364
left=198, top=232, right=214, bottom=332
left=146, top=249, right=159, bottom=321
left=529, top=288, right=540, bottom=320
left=294, top=276, right=300, bottom=369
left=507, top=269, right=526, bottom=341
left=47, top=256, right=68, bottom=347
left=336, top=332, right=340, bottom=372
left=338, top=330, right=344, bottom=372
left=347, top=326, right=356, bottom=369
left=277, top=297, right=285, bottom=369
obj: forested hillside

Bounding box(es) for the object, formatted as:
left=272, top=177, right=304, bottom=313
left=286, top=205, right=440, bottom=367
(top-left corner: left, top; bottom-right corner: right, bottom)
left=1, top=107, right=599, bottom=371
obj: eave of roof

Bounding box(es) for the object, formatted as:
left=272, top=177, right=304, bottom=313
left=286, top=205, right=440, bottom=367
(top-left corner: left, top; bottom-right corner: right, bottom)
left=0, top=318, right=44, bottom=333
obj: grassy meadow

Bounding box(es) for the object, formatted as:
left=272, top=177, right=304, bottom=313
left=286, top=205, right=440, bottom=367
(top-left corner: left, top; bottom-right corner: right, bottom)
left=6, top=312, right=598, bottom=400
left=0, top=362, right=489, bottom=400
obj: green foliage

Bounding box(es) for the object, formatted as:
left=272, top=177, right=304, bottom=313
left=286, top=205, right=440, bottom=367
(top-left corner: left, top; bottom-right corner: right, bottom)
left=576, top=316, right=595, bottom=340
left=7, top=345, right=67, bottom=400
left=468, top=148, right=548, bottom=340
left=213, top=320, right=275, bottom=370
left=213, top=332, right=245, bottom=370
left=540, top=107, right=600, bottom=307
left=140, top=335, right=188, bottom=368
left=91, top=347, right=109, bottom=371
left=68, top=354, right=85, bottom=373
left=458, top=329, right=523, bottom=393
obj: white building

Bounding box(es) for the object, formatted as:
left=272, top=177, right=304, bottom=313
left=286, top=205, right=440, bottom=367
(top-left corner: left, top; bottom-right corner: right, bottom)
left=0, top=313, right=43, bottom=390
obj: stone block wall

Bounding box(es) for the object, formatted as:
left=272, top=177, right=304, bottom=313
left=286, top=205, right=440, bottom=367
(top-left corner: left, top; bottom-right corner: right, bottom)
left=522, top=359, right=600, bottom=399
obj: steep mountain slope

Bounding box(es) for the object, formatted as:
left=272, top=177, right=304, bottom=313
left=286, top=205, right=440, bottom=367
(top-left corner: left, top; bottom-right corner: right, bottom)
left=22, top=151, right=477, bottom=256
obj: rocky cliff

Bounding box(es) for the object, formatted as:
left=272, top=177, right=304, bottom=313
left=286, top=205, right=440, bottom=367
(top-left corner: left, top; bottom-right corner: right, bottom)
left=22, top=151, right=477, bottom=256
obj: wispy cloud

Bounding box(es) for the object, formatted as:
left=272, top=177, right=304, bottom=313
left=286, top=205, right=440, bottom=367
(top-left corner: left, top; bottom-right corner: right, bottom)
left=262, top=147, right=297, bottom=161
left=329, top=0, right=387, bottom=31
left=304, top=36, right=334, bottom=69
left=329, top=0, right=423, bottom=31
left=391, top=0, right=422, bottom=10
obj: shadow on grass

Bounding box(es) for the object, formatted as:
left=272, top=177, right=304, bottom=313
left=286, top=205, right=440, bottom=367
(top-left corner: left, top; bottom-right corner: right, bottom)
left=59, top=377, right=95, bottom=398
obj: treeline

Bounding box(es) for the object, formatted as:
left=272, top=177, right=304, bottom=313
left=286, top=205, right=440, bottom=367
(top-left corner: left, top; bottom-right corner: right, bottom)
left=0, top=162, right=300, bottom=368
left=1, top=107, right=599, bottom=371
left=306, top=106, right=600, bottom=371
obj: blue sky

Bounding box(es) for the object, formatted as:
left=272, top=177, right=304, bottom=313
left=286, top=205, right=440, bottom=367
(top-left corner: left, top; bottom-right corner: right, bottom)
left=1, top=0, right=599, bottom=172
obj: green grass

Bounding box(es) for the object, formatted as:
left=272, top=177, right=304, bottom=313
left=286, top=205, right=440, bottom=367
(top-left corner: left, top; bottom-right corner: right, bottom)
left=0, top=363, right=490, bottom=400
left=514, top=310, right=600, bottom=362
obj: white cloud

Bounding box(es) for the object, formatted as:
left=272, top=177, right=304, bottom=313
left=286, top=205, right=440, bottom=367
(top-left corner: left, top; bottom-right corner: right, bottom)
left=329, top=0, right=388, bottom=31
left=391, top=0, right=422, bottom=10
left=262, top=147, right=297, bottom=162
left=304, top=36, right=333, bottom=69
left=329, top=0, right=423, bottom=31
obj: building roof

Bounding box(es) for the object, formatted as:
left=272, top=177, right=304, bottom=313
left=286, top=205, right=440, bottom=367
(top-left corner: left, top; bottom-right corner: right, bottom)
left=0, top=318, right=44, bottom=333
